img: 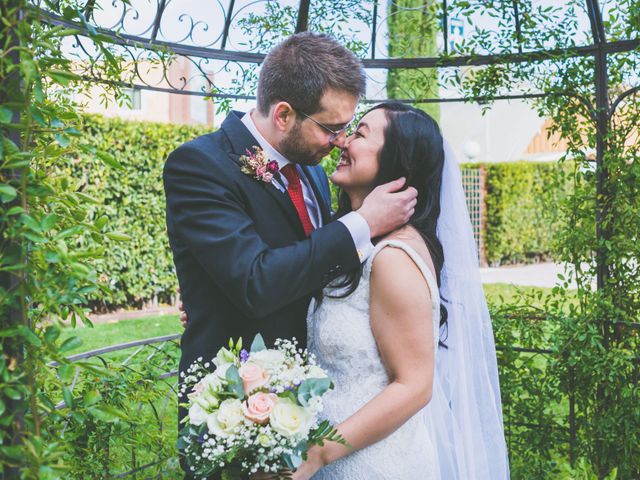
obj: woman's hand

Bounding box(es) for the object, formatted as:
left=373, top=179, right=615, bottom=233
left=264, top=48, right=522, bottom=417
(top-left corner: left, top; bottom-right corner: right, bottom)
left=291, top=446, right=325, bottom=480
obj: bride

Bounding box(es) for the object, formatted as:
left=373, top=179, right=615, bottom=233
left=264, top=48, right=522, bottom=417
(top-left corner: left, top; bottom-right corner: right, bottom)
left=293, top=102, right=509, bottom=480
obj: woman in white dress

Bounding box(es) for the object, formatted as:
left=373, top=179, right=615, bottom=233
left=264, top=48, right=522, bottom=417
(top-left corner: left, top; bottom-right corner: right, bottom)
left=292, top=103, right=509, bottom=480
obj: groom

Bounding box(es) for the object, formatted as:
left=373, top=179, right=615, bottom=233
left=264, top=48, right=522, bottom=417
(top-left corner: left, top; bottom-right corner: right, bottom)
left=163, top=32, right=417, bottom=478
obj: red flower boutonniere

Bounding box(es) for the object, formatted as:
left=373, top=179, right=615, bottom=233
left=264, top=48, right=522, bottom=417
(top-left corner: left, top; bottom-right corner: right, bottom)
left=239, top=146, right=279, bottom=183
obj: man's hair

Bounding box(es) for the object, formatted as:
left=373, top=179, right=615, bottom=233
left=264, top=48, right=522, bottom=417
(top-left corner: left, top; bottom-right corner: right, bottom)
left=257, top=32, right=366, bottom=116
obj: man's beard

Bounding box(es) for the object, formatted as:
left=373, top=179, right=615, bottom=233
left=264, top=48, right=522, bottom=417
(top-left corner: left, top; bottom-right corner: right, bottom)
left=279, top=122, right=334, bottom=166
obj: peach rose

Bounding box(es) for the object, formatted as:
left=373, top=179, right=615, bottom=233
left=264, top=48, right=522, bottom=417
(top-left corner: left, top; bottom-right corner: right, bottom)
left=238, top=362, right=268, bottom=394
left=242, top=392, right=278, bottom=424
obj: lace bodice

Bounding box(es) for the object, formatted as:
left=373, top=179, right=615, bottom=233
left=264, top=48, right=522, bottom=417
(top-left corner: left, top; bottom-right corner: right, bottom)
left=307, top=240, right=440, bottom=479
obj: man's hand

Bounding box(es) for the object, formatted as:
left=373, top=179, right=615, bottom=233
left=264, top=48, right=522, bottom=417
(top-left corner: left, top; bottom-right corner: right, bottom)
left=177, top=287, right=188, bottom=329
left=357, top=177, right=418, bottom=238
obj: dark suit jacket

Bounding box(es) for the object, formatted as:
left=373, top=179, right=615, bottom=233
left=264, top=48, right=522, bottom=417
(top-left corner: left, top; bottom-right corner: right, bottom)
left=163, top=111, right=360, bottom=477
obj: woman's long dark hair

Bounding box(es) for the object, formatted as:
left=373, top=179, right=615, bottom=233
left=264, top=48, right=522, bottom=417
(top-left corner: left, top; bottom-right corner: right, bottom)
left=322, top=102, right=448, bottom=344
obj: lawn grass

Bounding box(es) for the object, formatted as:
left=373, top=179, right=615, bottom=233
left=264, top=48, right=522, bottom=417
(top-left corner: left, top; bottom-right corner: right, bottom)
left=483, top=283, right=555, bottom=306
left=61, top=314, right=182, bottom=355
left=60, top=284, right=560, bottom=354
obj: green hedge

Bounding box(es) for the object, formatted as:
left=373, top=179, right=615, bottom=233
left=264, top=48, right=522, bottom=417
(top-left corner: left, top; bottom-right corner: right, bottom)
left=63, top=115, right=211, bottom=310
left=464, top=161, right=571, bottom=266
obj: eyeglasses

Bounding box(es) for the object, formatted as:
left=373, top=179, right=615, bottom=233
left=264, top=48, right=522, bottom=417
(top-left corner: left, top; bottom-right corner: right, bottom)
left=293, top=108, right=356, bottom=142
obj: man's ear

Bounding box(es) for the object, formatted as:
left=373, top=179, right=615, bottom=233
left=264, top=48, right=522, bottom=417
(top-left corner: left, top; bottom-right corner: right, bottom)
left=271, top=102, right=296, bottom=132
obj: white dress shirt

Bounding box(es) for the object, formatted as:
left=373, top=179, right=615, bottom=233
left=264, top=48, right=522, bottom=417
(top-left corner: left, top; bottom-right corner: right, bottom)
left=241, top=111, right=373, bottom=262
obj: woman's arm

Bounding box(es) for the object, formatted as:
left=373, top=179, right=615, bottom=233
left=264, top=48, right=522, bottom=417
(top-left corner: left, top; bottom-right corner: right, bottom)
left=294, top=246, right=435, bottom=479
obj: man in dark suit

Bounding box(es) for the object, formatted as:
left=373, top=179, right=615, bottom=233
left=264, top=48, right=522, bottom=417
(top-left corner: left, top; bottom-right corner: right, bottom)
left=163, top=32, right=417, bottom=478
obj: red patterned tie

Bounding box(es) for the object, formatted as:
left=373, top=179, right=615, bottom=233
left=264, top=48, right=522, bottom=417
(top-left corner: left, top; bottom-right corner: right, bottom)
left=280, top=164, right=314, bottom=236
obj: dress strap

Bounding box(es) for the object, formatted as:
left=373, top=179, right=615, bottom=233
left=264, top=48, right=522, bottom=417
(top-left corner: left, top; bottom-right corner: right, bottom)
left=364, top=239, right=440, bottom=312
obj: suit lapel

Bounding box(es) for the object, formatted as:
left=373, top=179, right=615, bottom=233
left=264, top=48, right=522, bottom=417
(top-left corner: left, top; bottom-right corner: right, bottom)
left=221, top=112, right=305, bottom=238
left=302, top=165, right=332, bottom=226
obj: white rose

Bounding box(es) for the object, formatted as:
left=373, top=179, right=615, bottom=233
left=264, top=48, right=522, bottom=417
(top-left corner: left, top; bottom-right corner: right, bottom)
left=269, top=399, right=312, bottom=438
left=188, top=402, right=207, bottom=426
left=206, top=399, right=244, bottom=438
left=307, top=365, right=328, bottom=379
left=250, top=349, right=287, bottom=371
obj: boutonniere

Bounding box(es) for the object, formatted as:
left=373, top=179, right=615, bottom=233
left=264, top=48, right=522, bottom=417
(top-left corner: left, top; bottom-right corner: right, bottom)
left=239, top=146, right=279, bottom=183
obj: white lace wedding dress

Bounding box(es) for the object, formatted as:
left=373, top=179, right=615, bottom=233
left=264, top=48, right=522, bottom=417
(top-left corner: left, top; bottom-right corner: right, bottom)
left=307, top=240, right=441, bottom=480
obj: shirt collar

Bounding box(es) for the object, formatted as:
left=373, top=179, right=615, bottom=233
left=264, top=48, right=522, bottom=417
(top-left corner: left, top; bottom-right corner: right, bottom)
left=241, top=111, right=292, bottom=171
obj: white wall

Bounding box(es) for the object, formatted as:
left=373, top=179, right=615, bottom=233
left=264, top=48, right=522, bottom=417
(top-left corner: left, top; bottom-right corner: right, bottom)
left=440, top=99, right=546, bottom=164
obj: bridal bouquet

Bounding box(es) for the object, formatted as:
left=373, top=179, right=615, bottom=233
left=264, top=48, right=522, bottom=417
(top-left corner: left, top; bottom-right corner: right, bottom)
left=178, top=334, right=346, bottom=479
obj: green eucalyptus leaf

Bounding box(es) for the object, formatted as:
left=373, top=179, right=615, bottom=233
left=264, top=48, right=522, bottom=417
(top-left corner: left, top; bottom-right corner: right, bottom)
left=225, top=365, right=245, bottom=399
left=250, top=333, right=266, bottom=353
left=297, top=377, right=331, bottom=406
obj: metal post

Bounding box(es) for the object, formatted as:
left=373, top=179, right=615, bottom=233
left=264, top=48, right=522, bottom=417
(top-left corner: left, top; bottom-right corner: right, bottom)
left=295, top=0, right=311, bottom=33
left=371, top=0, right=379, bottom=59
left=220, top=0, right=236, bottom=50
left=442, top=0, right=449, bottom=55
left=150, top=0, right=168, bottom=43
left=587, top=0, right=610, bottom=473
left=568, top=363, right=576, bottom=465
left=0, top=2, right=25, bottom=479
left=592, top=17, right=609, bottom=296
left=512, top=0, right=523, bottom=54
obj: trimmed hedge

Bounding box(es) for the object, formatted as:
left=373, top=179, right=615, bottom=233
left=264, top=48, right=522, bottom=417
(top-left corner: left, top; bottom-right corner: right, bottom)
left=464, top=161, right=571, bottom=266
left=63, top=115, right=211, bottom=310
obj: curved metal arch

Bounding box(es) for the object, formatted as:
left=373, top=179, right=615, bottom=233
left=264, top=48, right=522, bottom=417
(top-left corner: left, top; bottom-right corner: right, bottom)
left=35, top=0, right=640, bottom=63
left=37, top=6, right=640, bottom=71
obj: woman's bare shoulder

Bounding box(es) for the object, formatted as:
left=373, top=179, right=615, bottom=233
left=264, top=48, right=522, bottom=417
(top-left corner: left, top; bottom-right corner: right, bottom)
left=378, top=226, right=437, bottom=279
